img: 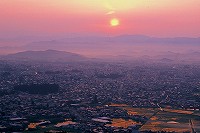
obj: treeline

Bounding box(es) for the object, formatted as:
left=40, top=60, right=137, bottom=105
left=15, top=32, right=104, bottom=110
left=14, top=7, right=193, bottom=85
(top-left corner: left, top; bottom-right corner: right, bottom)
left=14, top=84, right=59, bottom=95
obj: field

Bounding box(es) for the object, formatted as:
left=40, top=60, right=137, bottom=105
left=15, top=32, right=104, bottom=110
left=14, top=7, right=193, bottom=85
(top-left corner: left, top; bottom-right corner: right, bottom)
left=24, top=104, right=200, bottom=132
left=122, top=107, right=159, bottom=117
left=140, top=111, right=192, bottom=132
left=106, top=118, right=139, bottom=128
left=110, top=104, right=200, bottom=132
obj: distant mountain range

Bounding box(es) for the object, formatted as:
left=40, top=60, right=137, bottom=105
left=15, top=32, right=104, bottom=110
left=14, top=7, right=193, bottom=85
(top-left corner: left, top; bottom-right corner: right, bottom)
left=114, top=35, right=200, bottom=44
left=1, top=49, right=200, bottom=63
left=0, top=34, right=199, bottom=62
left=1, top=50, right=87, bottom=62
left=23, top=35, right=200, bottom=50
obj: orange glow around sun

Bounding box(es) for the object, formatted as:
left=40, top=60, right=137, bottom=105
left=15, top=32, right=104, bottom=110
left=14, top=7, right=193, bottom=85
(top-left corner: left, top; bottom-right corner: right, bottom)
left=110, top=18, right=120, bottom=27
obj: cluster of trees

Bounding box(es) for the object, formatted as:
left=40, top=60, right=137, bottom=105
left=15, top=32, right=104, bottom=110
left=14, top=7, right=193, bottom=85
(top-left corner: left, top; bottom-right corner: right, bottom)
left=14, top=84, right=59, bottom=95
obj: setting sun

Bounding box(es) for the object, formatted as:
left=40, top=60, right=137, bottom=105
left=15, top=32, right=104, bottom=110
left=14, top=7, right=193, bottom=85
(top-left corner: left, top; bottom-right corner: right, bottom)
left=110, top=18, right=120, bottom=27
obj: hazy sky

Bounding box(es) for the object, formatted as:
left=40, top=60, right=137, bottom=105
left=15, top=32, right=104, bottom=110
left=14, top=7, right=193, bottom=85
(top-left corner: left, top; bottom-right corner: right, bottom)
left=0, top=0, right=200, bottom=37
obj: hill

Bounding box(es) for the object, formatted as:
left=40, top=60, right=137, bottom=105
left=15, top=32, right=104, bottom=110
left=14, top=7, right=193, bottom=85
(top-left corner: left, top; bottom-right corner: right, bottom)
left=1, top=50, right=87, bottom=62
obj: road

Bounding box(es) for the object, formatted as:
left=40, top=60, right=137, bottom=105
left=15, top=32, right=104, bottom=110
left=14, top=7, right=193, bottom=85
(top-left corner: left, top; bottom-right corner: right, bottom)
left=189, top=119, right=196, bottom=133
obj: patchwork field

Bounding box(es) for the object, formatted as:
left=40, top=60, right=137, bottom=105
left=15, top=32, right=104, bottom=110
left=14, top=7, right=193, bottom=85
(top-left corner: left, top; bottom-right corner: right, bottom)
left=110, top=104, right=200, bottom=132
left=140, top=111, right=192, bottom=132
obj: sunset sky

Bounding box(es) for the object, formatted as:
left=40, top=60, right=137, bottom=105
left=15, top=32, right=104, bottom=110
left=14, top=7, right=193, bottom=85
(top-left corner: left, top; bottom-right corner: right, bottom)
left=0, top=0, right=200, bottom=38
